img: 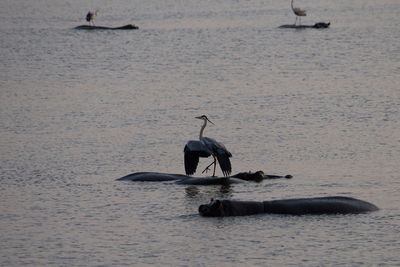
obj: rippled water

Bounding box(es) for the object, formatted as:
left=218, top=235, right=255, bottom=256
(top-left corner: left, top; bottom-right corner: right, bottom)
left=1, top=0, right=399, bottom=265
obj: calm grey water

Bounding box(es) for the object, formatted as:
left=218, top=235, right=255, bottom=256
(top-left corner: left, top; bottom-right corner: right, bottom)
left=1, top=0, right=399, bottom=265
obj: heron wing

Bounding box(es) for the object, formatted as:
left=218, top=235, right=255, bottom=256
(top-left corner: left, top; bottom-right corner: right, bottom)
left=184, top=150, right=199, bottom=175
left=217, top=154, right=232, bottom=176
left=201, top=137, right=232, bottom=156
left=184, top=140, right=212, bottom=175
left=201, top=137, right=232, bottom=177
left=293, top=8, right=306, bottom=16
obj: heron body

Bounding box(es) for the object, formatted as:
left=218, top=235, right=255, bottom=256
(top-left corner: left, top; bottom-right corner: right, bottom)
left=184, top=115, right=232, bottom=177
left=86, top=10, right=99, bottom=25
left=291, top=0, right=306, bottom=25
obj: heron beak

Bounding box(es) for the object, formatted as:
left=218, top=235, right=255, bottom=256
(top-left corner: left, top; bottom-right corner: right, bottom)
left=195, top=115, right=215, bottom=125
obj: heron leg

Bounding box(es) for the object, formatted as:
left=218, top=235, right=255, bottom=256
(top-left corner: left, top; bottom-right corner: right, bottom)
left=212, top=157, right=217, bottom=177
left=201, top=157, right=217, bottom=177
left=202, top=161, right=215, bottom=174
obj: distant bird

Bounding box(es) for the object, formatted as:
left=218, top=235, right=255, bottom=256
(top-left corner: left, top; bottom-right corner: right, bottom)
left=86, top=10, right=99, bottom=25
left=291, top=0, right=306, bottom=25
left=184, top=115, right=232, bottom=177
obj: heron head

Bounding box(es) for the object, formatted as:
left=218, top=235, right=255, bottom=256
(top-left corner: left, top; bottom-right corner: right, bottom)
left=195, top=115, right=214, bottom=125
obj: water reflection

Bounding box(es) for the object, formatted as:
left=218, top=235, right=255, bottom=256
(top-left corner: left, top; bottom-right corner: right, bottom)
left=185, top=184, right=233, bottom=201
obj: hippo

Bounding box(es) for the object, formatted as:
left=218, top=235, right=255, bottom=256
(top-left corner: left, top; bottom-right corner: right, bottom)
left=116, top=172, right=188, bottom=182
left=74, top=24, right=139, bottom=30
left=176, top=177, right=244, bottom=185
left=232, top=171, right=292, bottom=182
left=279, top=22, right=330, bottom=29
left=117, top=172, right=244, bottom=185
left=116, top=171, right=292, bottom=184
left=198, top=196, right=378, bottom=217
left=231, top=171, right=265, bottom=182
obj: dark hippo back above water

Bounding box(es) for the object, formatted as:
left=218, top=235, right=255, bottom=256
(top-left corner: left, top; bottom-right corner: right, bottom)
left=74, top=24, right=139, bottom=30
left=117, top=172, right=188, bottom=182
left=116, top=172, right=244, bottom=184
left=199, top=196, right=379, bottom=217
left=279, top=22, right=330, bottom=29
left=116, top=171, right=292, bottom=184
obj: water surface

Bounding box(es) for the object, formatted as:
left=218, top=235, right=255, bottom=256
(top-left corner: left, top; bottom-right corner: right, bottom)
left=1, top=0, right=399, bottom=265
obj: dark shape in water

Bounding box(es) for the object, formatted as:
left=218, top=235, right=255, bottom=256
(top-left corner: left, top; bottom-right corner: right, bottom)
left=176, top=177, right=242, bottom=185
left=199, top=196, right=378, bottom=217
left=232, top=171, right=292, bottom=182
left=279, top=22, right=330, bottom=29
left=117, top=172, right=188, bottom=182
left=116, top=171, right=292, bottom=185
left=74, top=24, right=139, bottom=30
left=116, top=172, right=243, bottom=185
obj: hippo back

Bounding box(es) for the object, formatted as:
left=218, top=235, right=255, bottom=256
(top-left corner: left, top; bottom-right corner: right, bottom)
left=223, top=200, right=265, bottom=216
left=117, top=172, right=188, bottom=181
left=199, top=199, right=264, bottom=217
left=263, top=196, right=378, bottom=215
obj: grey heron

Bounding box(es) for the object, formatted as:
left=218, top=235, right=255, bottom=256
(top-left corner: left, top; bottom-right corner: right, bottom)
left=86, top=10, right=99, bottom=25
left=184, top=115, right=232, bottom=177
left=291, top=0, right=306, bottom=25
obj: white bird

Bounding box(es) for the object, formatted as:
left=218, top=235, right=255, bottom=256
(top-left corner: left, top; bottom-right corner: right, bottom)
left=86, top=10, right=99, bottom=25
left=184, top=115, right=232, bottom=177
left=291, top=0, right=306, bottom=25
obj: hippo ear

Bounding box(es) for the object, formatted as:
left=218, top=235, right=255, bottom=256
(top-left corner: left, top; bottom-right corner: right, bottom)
left=212, top=199, right=221, bottom=207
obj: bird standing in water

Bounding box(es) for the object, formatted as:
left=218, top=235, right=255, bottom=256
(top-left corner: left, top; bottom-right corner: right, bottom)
left=184, top=115, right=232, bottom=177
left=86, top=10, right=99, bottom=25
left=291, top=0, right=306, bottom=25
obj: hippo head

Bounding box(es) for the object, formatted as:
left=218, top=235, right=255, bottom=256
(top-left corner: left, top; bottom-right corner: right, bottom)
left=199, top=198, right=224, bottom=217
left=252, top=171, right=264, bottom=182
left=314, top=22, right=330, bottom=28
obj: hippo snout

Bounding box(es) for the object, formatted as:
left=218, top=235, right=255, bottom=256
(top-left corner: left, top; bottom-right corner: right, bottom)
left=199, top=205, right=210, bottom=216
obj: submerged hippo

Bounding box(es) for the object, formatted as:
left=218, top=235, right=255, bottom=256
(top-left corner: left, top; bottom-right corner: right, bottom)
left=279, top=22, right=330, bottom=29
left=116, top=171, right=292, bottom=184
left=175, top=177, right=244, bottom=185
left=199, top=196, right=378, bottom=217
left=74, top=24, right=139, bottom=30
left=117, top=172, right=188, bottom=182
left=117, top=172, right=244, bottom=185
left=232, top=171, right=292, bottom=182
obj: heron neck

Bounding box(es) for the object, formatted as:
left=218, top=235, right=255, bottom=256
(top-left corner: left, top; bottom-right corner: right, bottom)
left=199, top=120, right=207, bottom=139
left=291, top=0, right=294, bottom=9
